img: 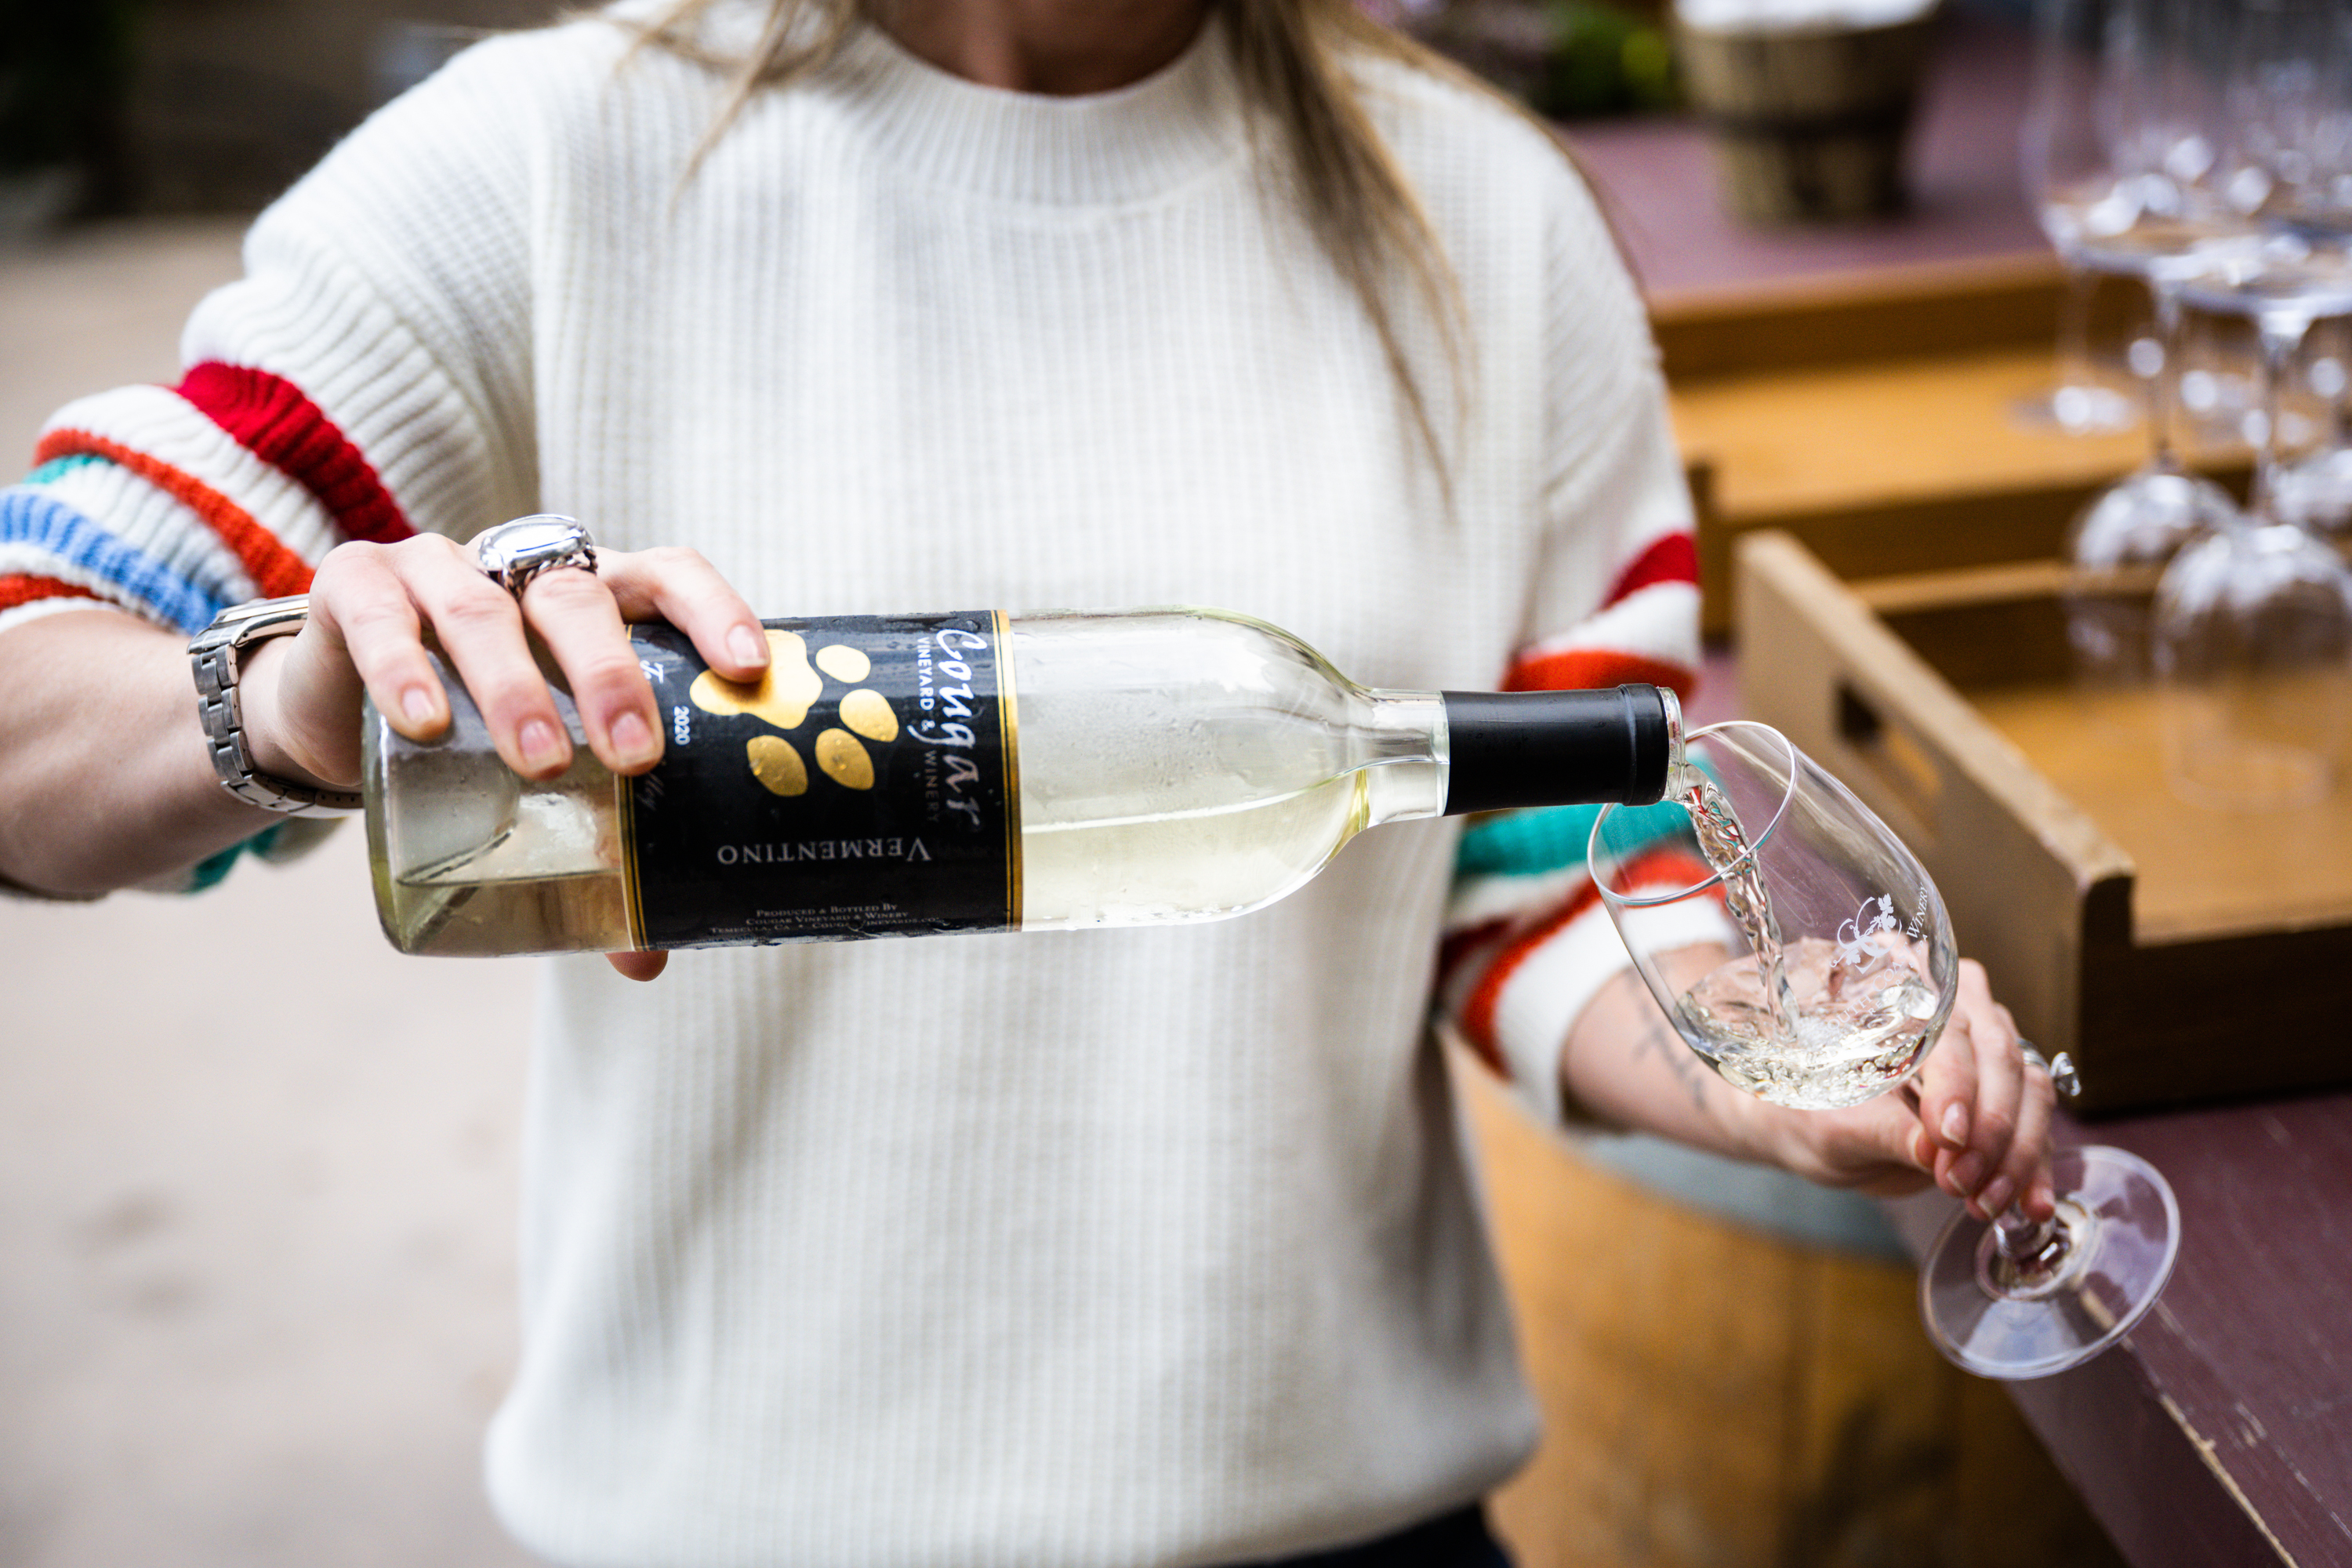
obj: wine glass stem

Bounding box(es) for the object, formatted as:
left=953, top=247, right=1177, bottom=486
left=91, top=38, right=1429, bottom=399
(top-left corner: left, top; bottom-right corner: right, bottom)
left=1993, top=1203, right=2056, bottom=1261
left=2056, top=260, right=2098, bottom=403
left=2147, top=282, right=2187, bottom=474
left=1980, top=1198, right=2079, bottom=1298
left=2252, top=315, right=2311, bottom=521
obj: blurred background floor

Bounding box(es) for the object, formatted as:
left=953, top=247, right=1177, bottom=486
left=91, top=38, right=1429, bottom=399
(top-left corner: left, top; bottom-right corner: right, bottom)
left=0, top=223, right=543, bottom=1566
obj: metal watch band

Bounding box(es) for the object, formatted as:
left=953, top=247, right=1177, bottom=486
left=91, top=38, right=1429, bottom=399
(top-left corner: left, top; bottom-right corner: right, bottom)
left=190, top=595, right=364, bottom=817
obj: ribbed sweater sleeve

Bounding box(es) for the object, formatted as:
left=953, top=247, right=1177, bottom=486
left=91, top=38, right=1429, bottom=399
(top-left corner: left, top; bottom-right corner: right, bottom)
left=1435, top=172, right=1701, bottom=1125
left=0, top=30, right=553, bottom=641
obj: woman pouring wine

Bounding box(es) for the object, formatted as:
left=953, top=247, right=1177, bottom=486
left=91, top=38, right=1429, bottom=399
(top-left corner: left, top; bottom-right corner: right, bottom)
left=0, top=0, right=2054, bottom=1559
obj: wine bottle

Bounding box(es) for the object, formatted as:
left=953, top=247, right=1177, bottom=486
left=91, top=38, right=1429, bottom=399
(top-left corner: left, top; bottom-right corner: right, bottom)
left=362, top=607, right=1681, bottom=956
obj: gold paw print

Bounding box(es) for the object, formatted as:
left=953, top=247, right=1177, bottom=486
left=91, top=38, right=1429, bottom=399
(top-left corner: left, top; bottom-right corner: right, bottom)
left=688, top=630, right=898, bottom=796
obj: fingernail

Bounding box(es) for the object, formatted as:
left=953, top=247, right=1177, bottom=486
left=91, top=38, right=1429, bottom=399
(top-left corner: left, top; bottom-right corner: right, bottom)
left=729, top=626, right=768, bottom=670
left=1980, top=1175, right=2016, bottom=1216
left=520, top=719, right=567, bottom=772
left=401, top=686, right=438, bottom=726
left=1948, top=1154, right=1984, bottom=1195
left=610, top=709, right=659, bottom=766
left=1941, top=1104, right=1969, bottom=1145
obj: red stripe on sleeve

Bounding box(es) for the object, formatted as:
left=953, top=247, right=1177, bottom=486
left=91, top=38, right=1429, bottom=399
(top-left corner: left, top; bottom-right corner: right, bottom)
left=1504, top=647, right=1695, bottom=698
left=0, top=575, right=102, bottom=615
left=1603, top=532, right=1697, bottom=608
left=176, top=362, right=413, bottom=546
left=34, top=430, right=314, bottom=599
left=1457, top=881, right=1606, bottom=1061
left=1437, top=919, right=1509, bottom=992
left=1456, top=846, right=1716, bottom=1065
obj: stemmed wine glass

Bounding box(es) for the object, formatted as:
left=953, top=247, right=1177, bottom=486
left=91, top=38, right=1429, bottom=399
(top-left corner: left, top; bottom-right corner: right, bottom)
left=2179, top=0, right=2352, bottom=487
left=2019, top=0, right=2139, bottom=435
left=2158, top=242, right=2352, bottom=807
left=2154, top=0, right=2352, bottom=810
left=2034, top=0, right=2254, bottom=612
left=1588, top=723, right=2181, bottom=1379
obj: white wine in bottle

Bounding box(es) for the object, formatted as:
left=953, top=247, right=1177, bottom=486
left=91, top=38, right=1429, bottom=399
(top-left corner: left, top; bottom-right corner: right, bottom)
left=363, top=607, right=1682, bottom=956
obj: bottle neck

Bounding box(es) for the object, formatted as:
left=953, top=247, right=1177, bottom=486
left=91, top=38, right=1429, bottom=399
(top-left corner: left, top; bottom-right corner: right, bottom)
left=1355, top=691, right=1451, bottom=830
left=1436, top=684, right=1681, bottom=816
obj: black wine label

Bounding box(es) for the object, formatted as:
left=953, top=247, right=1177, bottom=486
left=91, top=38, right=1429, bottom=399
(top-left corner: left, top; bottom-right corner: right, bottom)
left=621, top=612, right=1019, bottom=947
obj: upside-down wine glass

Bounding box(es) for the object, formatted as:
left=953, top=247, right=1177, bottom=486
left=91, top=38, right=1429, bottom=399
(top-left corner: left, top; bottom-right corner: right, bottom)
left=2161, top=241, right=2352, bottom=806
left=2040, top=0, right=2326, bottom=739
left=1589, top=722, right=2181, bottom=1379
left=2155, top=0, right=2352, bottom=810
left=2038, top=0, right=2255, bottom=626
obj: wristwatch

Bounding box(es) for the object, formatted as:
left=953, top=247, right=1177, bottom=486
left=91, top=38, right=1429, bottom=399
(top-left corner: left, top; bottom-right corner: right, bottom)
left=189, top=595, right=364, bottom=817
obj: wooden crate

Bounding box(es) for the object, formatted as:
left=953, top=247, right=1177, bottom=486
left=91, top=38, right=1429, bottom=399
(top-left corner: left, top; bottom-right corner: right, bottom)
left=1734, top=530, right=2352, bottom=1114
left=1660, top=255, right=2251, bottom=638
left=1652, top=252, right=2085, bottom=381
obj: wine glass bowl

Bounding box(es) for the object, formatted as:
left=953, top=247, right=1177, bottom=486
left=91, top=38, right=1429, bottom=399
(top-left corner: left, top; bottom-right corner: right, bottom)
left=2274, top=323, right=2352, bottom=531
left=1588, top=722, right=1957, bottom=1112
left=2275, top=441, right=2352, bottom=531
left=2064, top=467, right=2246, bottom=695
left=2151, top=514, right=2352, bottom=809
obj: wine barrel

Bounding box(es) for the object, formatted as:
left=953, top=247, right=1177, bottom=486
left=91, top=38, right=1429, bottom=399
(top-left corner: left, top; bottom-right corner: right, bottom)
left=1452, top=1051, right=2127, bottom=1566
left=1674, top=9, right=1940, bottom=225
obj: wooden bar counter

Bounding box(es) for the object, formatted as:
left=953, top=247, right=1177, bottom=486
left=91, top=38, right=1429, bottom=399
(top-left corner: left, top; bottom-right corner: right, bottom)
left=1889, top=1094, right=2352, bottom=1567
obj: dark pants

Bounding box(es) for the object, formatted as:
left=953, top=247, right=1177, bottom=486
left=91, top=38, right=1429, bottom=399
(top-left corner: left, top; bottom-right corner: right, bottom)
left=1240, top=1506, right=1513, bottom=1568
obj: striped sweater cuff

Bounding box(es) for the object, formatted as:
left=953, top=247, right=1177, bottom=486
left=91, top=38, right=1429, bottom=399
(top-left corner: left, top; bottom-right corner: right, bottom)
left=1, top=362, right=414, bottom=632
left=1458, top=875, right=1736, bottom=1126
left=1509, top=532, right=1700, bottom=700
left=0, top=459, right=242, bottom=635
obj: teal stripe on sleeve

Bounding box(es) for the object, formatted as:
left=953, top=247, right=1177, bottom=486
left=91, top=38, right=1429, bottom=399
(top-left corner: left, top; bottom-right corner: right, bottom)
left=1454, top=803, right=1604, bottom=877
left=182, top=824, right=288, bottom=894
left=24, top=454, right=107, bottom=486
left=1454, top=798, right=1691, bottom=879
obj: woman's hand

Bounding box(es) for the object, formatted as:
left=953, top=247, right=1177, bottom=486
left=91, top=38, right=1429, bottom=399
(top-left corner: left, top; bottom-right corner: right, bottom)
left=234, top=530, right=771, bottom=982
left=1565, top=950, right=2056, bottom=1224
left=1741, top=958, right=2057, bottom=1222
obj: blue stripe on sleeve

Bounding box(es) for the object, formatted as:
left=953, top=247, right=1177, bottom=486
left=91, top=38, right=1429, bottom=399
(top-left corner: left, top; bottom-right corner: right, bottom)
left=1454, top=803, right=1605, bottom=877
left=182, top=825, right=291, bottom=893
left=0, top=484, right=229, bottom=634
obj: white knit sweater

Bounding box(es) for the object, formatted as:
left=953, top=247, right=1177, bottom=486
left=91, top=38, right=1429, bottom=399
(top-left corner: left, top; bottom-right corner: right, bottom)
left=2, top=7, right=1698, bottom=1563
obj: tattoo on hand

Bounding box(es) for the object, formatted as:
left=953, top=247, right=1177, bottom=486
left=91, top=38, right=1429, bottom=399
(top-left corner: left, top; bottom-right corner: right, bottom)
left=1636, top=1010, right=1710, bottom=1112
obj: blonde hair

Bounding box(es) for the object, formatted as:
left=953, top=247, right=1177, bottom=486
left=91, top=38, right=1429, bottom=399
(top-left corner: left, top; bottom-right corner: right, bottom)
left=612, top=0, right=1473, bottom=505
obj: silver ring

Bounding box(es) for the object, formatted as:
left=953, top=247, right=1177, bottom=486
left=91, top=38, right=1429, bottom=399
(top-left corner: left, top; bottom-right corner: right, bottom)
left=2019, top=1044, right=2081, bottom=1100
left=473, top=514, right=597, bottom=598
